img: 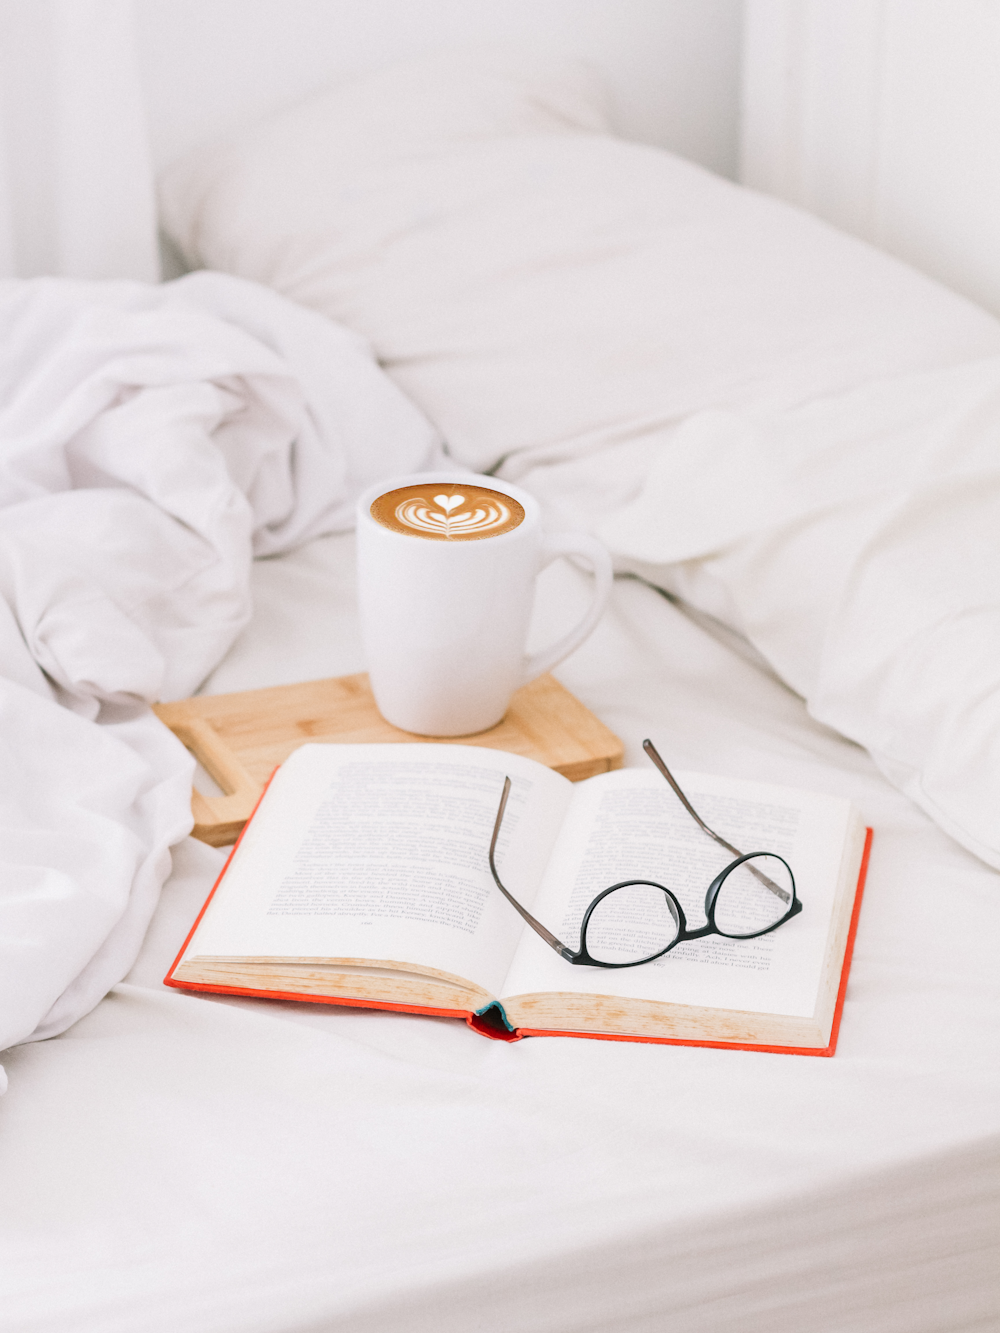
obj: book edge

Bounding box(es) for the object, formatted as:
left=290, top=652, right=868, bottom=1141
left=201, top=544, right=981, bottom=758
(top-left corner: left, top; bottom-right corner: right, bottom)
left=163, top=976, right=473, bottom=1022
left=164, top=768, right=279, bottom=989
left=818, top=822, right=872, bottom=1056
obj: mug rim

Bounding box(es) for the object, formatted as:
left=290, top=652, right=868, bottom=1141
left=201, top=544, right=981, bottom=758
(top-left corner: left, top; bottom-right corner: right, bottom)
left=356, top=471, right=541, bottom=543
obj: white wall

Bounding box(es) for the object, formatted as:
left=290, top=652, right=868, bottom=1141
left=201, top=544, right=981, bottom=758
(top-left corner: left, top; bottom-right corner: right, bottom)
left=742, top=0, right=1000, bottom=318
left=0, top=0, right=742, bottom=282
left=8, top=0, right=1000, bottom=316
left=0, top=0, right=159, bottom=281
left=134, top=0, right=743, bottom=178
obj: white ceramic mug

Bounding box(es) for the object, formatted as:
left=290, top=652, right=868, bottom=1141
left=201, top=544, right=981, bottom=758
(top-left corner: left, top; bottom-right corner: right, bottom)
left=356, top=472, right=613, bottom=736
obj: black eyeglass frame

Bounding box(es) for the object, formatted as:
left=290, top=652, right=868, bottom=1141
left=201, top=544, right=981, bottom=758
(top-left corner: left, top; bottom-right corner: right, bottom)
left=487, top=740, right=802, bottom=969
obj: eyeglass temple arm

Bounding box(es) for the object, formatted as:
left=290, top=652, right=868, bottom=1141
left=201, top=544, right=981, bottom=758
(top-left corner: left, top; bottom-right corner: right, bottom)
left=642, top=740, right=790, bottom=905
left=642, top=740, right=742, bottom=857
left=489, top=778, right=577, bottom=960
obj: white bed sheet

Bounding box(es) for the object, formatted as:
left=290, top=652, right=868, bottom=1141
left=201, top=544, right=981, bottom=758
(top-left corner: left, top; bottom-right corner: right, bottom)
left=2, top=536, right=998, bottom=1333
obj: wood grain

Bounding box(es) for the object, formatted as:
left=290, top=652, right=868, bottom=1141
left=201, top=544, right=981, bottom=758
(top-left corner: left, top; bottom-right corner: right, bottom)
left=154, top=672, right=624, bottom=847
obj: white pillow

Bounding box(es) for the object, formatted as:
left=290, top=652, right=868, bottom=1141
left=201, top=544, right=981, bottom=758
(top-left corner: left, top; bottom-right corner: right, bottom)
left=160, top=50, right=1000, bottom=868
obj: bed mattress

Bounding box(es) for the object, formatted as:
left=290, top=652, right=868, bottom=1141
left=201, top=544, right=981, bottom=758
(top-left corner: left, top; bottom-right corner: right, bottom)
left=2, top=533, right=997, bottom=1333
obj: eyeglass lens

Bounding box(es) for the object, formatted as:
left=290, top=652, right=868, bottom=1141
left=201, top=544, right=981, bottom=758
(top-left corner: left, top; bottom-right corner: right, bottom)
left=584, top=883, right=681, bottom=965
left=713, top=854, right=794, bottom=938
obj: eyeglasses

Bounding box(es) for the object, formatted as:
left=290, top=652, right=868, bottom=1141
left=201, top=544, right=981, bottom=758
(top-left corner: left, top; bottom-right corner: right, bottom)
left=488, top=739, right=801, bottom=968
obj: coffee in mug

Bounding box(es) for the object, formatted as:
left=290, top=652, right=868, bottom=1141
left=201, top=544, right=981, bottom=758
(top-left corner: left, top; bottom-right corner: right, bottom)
left=356, top=472, right=613, bottom=736
left=370, top=483, right=525, bottom=541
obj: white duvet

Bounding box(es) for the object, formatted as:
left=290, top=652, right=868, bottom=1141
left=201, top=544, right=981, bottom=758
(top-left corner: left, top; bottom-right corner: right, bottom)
left=0, top=272, right=439, bottom=1075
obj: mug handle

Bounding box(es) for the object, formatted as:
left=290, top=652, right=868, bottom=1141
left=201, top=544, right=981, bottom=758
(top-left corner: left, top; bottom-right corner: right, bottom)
left=520, top=533, right=614, bottom=686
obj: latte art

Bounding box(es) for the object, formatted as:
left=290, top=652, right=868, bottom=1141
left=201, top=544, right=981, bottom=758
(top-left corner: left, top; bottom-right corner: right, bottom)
left=370, top=484, right=525, bottom=541
left=396, top=493, right=511, bottom=537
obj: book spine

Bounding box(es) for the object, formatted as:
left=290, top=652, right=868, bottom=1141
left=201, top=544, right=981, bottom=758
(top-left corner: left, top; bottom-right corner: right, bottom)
left=468, top=1001, right=521, bottom=1042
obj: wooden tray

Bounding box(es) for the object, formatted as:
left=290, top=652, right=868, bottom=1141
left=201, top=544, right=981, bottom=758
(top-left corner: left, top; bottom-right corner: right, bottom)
left=154, top=672, right=624, bottom=847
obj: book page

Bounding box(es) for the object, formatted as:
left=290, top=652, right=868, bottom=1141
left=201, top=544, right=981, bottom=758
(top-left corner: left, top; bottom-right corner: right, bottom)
left=181, top=743, right=573, bottom=998
left=499, top=768, right=854, bottom=1018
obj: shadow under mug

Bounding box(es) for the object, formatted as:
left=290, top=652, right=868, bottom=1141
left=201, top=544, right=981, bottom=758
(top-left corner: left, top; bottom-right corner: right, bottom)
left=356, top=472, right=614, bottom=736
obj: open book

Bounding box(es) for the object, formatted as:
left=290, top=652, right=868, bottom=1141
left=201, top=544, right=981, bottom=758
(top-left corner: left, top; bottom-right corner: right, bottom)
left=166, top=744, right=871, bottom=1054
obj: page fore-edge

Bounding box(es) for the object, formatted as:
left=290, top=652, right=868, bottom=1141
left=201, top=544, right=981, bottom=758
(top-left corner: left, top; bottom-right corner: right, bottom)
left=165, top=782, right=871, bottom=1056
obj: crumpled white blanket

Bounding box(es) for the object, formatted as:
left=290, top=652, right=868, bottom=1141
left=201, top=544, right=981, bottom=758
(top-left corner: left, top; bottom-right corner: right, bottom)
left=0, top=272, right=440, bottom=1084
